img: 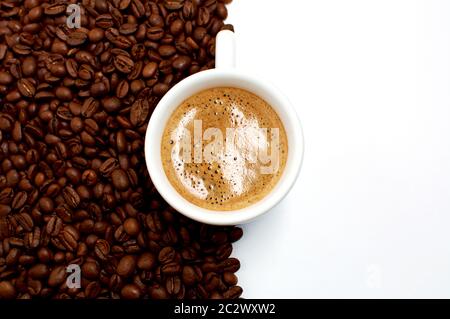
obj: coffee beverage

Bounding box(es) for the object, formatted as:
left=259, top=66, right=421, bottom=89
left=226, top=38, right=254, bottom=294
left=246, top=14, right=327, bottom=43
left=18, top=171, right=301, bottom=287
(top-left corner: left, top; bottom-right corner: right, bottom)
left=162, top=87, right=288, bottom=210
left=0, top=0, right=242, bottom=300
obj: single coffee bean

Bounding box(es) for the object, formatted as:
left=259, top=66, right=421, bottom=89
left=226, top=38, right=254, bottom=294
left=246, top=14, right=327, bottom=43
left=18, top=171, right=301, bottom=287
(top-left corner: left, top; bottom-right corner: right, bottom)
left=137, top=252, right=156, bottom=271
left=48, top=266, right=67, bottom=287
left=0, top=204, right=12, bottom=217
left=165, top=0, right=185, bottom=10
left=111, top=169, right=130, bottom=191
left=223, top=272, right=238, bottom=286
left=142, top=62, right=158, bottom=78
left=62, top=186, right=80, bottom=208
left=165, top=276, right=182, bottom=295
left=114, top=55, right=134, bottom=74
left=82, top=261, right=100, bottom=279
left=55, top=87, right=73, bottom=101
left=94, top=239, right=110, bottom=261
left=102, top=97, right=121, bottom=113
left=22, top=56, right=37, bottom=77
left=173, top=56, right=192, bottom=71
left=170, top=19, right=184, bottom=35
left=130, top=99, right=150, bottom=127
left=11, top=191, right=27, bottom=210
left=121, top=284, right=141, bottom=299
left=85, top=281, right=101, bottom=299
left=158, top=247, right=176, bottom=264
left=67, top=31, right=88, bottom=46
left=44, top=2, right=67, bottom=15
left=29, top=264, right=50, bottom=279
left=158, top=45, right=176, bottom=57
left=116, top=80, right=129, bottom=98
left=153, top=83, right=169, bottom=96
left=116, top=255, right=136, bottom=278
left=182, top=265, right=201, bottom=286
left=149, top=285, right=169, bottom=299
left=0, top=71, right=13, bottom=85
left=123, top=218, right=140, bottom=236
left=39, top=197, right=54, bottom=214
left=17, top=79, right=36, bottom=98
left=81, top=97, right=99, bottom=118
left=0, top=281, right=16, bottom=299
left=88, top=28, right=104, bottom=43
left=117, top=0, right=131, bottom=10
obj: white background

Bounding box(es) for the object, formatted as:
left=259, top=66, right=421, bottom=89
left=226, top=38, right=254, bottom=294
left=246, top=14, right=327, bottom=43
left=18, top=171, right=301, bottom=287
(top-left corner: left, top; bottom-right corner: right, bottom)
left=227, top=0, right=450, bottom=298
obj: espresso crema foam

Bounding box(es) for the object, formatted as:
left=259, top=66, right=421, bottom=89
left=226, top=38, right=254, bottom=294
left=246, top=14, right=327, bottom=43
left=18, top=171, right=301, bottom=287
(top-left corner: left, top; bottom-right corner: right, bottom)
left=161, top=87, right=288, bottom=211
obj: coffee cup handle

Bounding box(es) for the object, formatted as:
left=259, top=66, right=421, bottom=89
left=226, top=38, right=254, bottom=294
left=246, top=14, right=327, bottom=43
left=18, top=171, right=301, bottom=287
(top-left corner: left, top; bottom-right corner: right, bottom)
left=215, top=30, right=236, bottom=69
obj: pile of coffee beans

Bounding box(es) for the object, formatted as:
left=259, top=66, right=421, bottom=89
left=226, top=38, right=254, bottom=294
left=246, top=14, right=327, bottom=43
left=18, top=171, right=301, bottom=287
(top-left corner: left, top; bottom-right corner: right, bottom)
left=0, top=0, right=242, bottom=299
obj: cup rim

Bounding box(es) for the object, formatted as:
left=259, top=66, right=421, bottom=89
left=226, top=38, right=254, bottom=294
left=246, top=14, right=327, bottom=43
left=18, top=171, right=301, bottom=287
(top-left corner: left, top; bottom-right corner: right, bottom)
left=145, top=69, right=304, bottom=225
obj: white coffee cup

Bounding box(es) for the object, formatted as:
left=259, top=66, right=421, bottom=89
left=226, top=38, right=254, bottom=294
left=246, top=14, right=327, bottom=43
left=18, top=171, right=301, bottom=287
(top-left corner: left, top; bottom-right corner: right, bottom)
left=145, top=30, right=304, bottom=225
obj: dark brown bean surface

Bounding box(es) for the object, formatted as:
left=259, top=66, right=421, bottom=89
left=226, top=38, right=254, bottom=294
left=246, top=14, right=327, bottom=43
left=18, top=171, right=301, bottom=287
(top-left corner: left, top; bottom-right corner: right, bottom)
left=0, top=0, right=241, bottom=300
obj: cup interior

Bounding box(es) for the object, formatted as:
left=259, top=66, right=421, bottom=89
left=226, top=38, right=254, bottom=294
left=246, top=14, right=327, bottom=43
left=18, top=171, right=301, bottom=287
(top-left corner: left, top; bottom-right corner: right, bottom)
left=145, top=69, right=304, bottom=225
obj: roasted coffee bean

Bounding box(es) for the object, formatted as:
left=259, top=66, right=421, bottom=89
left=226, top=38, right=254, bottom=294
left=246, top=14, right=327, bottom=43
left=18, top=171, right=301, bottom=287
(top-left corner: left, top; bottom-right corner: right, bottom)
left=166, top=276, right=182, bottom=295
left=11, top=191, right=27, bottom=210
left=60, top=226, right=79, bottom=251
left=117, top=255, right=136, bottom=278
left=182, top=265, right=202, bottom=286
left=0, top=71, right=13, bottom=85
left=111, top=169, right=130, bottom=191
left=119, top=0, right=132, bottom=11
left=116, top=80, right=129, bottom=98
left=62, top=186, right=80, bottom=208
left=39, top=197, right=54, bottom=214
left=48, top=266, right=66, bottom=287
left=121, top=283, right=141, bottom=299
left=165, top=0, right=185, bottom=10
left=29, top=264, right=50, bottom=279
left=67, top=31, right=88, bottom=46
left=130, top=98, right=150, bottom=127
left=147, top=27, right=164, bottom=41
left=161, top=262, right=181, bottom=275
left=0, top=204, right=11, bottom=217
left=218, top=258, right=240, bottom=273
left=6, top=248, right=20, bottom=265
left=17, top=79, right=35, bottom=98
left=223, top=272, right=238, bottom=286
left=94, top=239, right=110, bottom=261
left=123, top=218, right=140, bottom=236
left=0, top=0, right=241, bottom=300
left=81, top=97, right=99, bottom=118
left=153, top=83, right=169, bottom=96
left=88, top=28, right=104, bottom=43
left=22, top=56, right=37, bottom=77
left=44, top=2, right=67, bottom=16
left=158, top=247, right=176, bottom=264
left=82, top=261, right=100, bottom=279
left=85, top=281, right=101, bottom=299
left=102, top=97, right=121, bottom=113
left=0, top=281, right=16, bottom=299
left=114, top=55, right=134, bottom=74
left=137, top=252, right=156, bottom=271
left=142, top=62, right=158, bottom=78
left=173, top=56, right=192, bottom=71
left=149, top=284, right=169, bottom=299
